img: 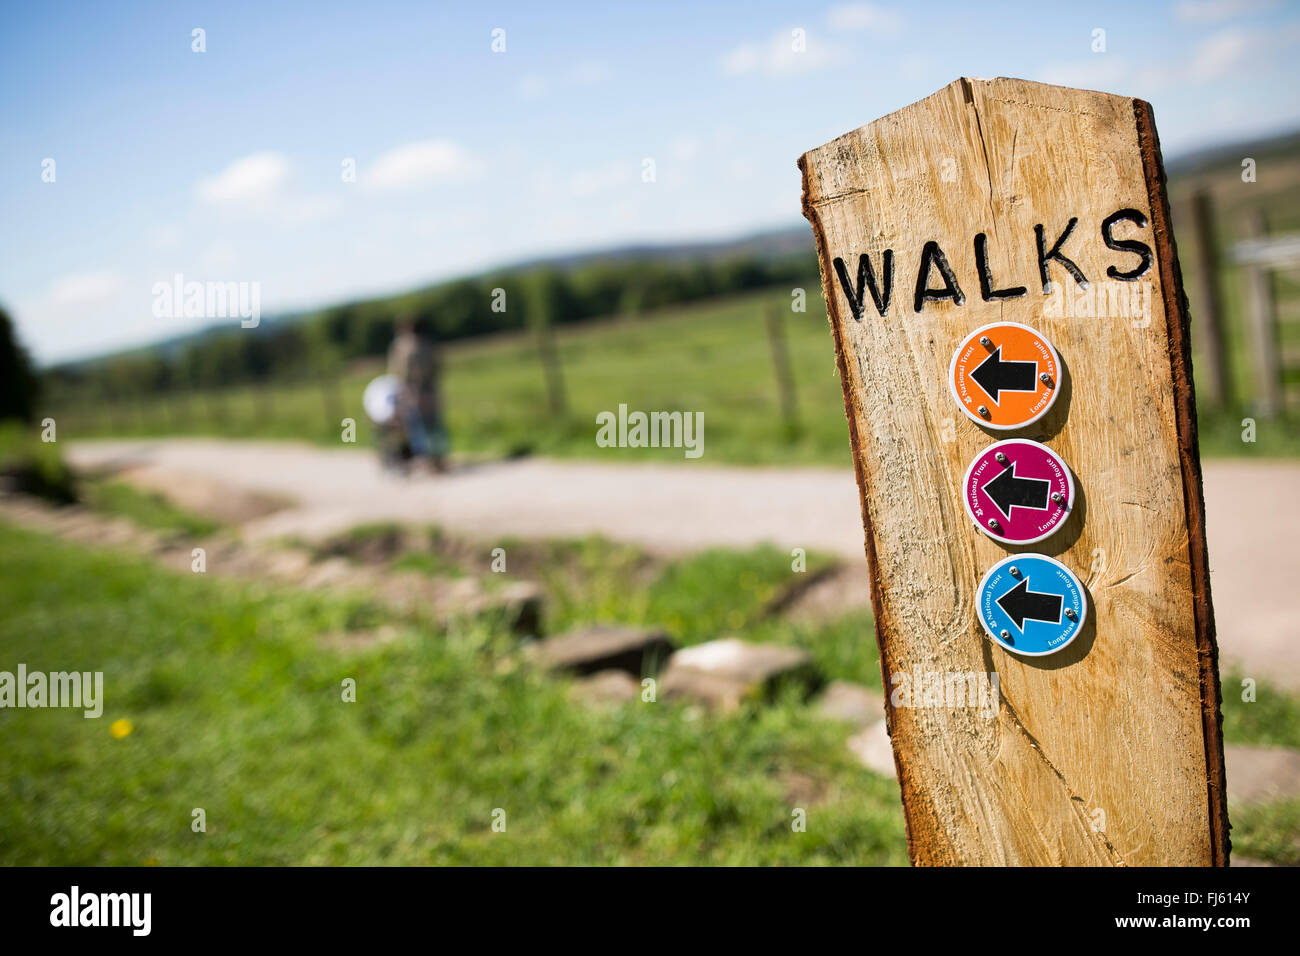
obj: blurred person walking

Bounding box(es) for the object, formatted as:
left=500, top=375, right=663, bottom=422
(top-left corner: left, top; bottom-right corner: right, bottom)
left=387, top=313, right=450, bottom=473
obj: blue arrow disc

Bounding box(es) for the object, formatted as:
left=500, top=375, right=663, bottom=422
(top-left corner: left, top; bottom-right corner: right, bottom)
left=976, top=553, right=1087, bottom=656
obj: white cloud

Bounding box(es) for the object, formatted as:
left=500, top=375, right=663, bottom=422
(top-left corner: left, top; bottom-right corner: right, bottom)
left=827, top=3, right=902, bottom=34
left=1106, top=24, right=1283, bottom=91
left=366, top=140, right=471, bottom=190
left=197, top=152, right=289, bottom=204
left=721, top=29, right=844, bottom=76
left=1176, top=0, right=1278, bottom=23
left=1190, top=28, right=1252, bottom=78
left=49, top=270, right=121, bottom=306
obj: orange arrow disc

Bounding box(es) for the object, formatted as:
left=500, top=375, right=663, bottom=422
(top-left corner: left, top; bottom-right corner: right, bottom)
left=949, top=322, right=1061, bottom=430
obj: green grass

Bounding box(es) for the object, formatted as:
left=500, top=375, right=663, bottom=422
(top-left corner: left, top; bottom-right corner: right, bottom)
left=1222, top=669, right=1300, bottom=751
left=81, top=478, right=220, bottom=538
left=0, top=521, right=907, bottom=865
left=326, top=528, right=879, bottom=687
left=1231, top=800, right=1300, bottom=866
left=0, top=420, right=76, bottom=503
left=281, top=524, right=1300, bottom=866
left=3, top=513, right=1296, bottom=865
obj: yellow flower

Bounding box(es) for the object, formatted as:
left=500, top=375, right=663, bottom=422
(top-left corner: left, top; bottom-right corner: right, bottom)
left=110, top=718, right=133, bottom=739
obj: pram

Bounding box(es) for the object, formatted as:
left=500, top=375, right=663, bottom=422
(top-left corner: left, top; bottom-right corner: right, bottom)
left=364, top=373, right=450, bottom=473
left=364, top=374, right=414, bottom=473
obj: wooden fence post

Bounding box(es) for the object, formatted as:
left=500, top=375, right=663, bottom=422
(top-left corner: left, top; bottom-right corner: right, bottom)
left=764, top=304, right=800, bottom=435
left=800, top=78, right=1227, bottom=866
left=320, top=368, right=343, bottom=431
left=1185, top=188, right=1232, bottom=408
left=1240, top=209, right=1283, bottom=418
left=535, top=324, right=568, bottom=418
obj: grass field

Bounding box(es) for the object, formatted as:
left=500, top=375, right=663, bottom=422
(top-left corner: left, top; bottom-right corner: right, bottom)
left=48, top=283, right=1300, bottom=465
left=0, top=520, right=909, bottom=865
left=3, top=506, right=1298, bottom=865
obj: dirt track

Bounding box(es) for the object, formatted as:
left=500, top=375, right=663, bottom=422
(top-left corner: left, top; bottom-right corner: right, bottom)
left=65, top=439, right=1300, bottom=689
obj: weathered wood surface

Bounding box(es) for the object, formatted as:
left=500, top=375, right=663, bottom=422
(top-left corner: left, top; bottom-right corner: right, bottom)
left=800, top=77, right=1228, bottom=865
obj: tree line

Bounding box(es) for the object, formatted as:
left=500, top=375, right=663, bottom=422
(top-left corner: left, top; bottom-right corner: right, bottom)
left=41, top=251, right=818, bottom=406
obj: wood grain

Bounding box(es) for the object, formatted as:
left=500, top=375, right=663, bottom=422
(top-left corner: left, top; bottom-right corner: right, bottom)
left=799, top=77, right=1228, bottom=865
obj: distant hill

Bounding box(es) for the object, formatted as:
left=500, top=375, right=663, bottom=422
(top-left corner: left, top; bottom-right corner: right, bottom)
left=1165, top=128, right=1300, bottom=178
left=509, top=225, right=815, bottom=270
left=49, top=225, right=817, bottom=374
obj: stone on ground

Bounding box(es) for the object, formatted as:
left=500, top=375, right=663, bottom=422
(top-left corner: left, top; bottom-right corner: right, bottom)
left=569, top=670, right=642, bottom=706
left=847, top=720, right=897, bottom=779
left=778, top=564, right=871, bottom=623
left=815, top=680, right=884, bottom=729
left=659, top=666, right=751, bottom=712
left=529, top=625, right=673, bottom=676
left=659, top=638, right=818, bottom=711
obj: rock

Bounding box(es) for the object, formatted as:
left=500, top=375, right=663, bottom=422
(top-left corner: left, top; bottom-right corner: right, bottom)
left=570, top=670, right=642, bottom=706
left=670, top=638, right=817, bottom=691
left=847, top=720, right=897, bottom=779
left=1225, top=744, right=1300, bottom=805
left=659, top=667, right=751, bottom=712
left=369, top=572, right=543, bottom=635
left=768, top=564, right=870, bottom=622
left=463, top=580, right=544, bottom=636
left=658, top=638, right=819, bottom=711
left=815, top=680, right=884, bottom=729
left=530, top=625, right=673, bottom=677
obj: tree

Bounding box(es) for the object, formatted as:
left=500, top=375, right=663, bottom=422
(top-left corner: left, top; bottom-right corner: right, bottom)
left=0, top=307, right=39, bottom=422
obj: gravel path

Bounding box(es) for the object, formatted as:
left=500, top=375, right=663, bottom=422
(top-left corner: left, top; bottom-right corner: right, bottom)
left=65, top=439, right=1300, bottom=689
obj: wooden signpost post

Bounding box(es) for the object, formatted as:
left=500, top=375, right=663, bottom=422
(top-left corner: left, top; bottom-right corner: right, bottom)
left=800, top=78, right=1229, bottom=865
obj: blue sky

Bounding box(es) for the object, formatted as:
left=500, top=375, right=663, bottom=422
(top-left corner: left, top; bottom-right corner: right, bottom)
left=3, top=0, right=1299, bottom=365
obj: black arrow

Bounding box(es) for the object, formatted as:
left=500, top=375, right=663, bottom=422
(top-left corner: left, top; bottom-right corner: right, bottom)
left=982, top=461, right=1051, bottom=520
left=971, top=345, right=1037, bottom=404
left=996, top=578, right=1063, bottom=631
